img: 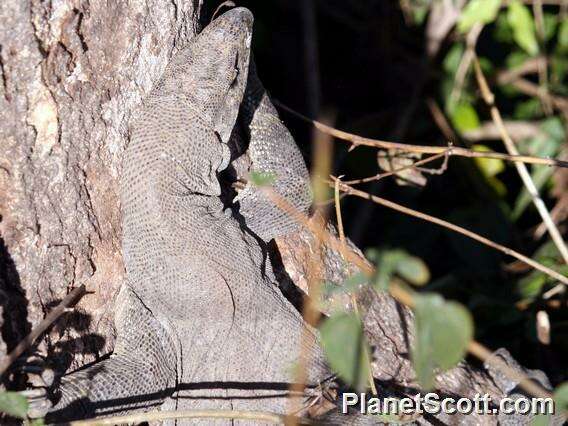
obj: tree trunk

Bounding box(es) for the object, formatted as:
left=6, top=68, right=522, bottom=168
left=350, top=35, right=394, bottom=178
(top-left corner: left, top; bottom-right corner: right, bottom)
left=0, top=0, right=201, bottom=382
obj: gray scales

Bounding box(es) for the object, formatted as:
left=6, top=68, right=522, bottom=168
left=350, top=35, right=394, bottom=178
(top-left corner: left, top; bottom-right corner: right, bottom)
left=23, top=7, right=563, bottom=426
left=32, top=7, right=334, bottom=424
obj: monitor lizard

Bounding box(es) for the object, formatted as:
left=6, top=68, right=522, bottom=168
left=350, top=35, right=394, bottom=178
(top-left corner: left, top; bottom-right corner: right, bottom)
left=23, top=6, right=563, bottom=425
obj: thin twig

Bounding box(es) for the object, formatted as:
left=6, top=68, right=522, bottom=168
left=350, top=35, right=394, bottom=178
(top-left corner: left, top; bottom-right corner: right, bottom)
left=333, top=177, right=377, bottom=396
left=426, top=99, right=459, bottom=142
left=473, top=56, right=568, bottom=267
left=332, top=180, right=568, bottom=287
left=334, top=177, right=346, bottom=248
left=497, top=75, right=568, bottom=113
left=449, top=23, right=483, bottom=107
left=463, top=120, right=545, bottom=142
left=274, top=100, right=568, bottom=168
left=0, top=285, right=87, bottom=378
left=343, top=151, right=449, bottom=185
left=259, top=185, right=554, bottom=402
left=288, top=114, right=334, bottom=424
left=70, top=409, right=296, bottom=425
left=496, top=56, right=548, bottom=84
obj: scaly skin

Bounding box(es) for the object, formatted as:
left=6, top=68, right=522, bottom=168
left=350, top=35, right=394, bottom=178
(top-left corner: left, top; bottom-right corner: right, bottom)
left=41, top=8, right=331, bottom=424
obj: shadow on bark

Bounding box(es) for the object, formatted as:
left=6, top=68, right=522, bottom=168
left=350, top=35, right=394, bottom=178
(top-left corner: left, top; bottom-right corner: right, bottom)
left=0, top=236, right=31, bottom=390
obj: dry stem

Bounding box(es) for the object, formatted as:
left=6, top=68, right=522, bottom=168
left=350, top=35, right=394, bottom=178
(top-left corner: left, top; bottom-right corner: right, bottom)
left=333, top=180, right=568, bottom=287
left=473, top=56, right=568, bottom=268
left=260, top=186, right=555, bottom=403
left=333, top=177, right=378, bottom=396
left=70, top=409, right=296, bottom=425
left=274, top=100, right=568, bottom=168
left=0, top=285, right=87, bottom=378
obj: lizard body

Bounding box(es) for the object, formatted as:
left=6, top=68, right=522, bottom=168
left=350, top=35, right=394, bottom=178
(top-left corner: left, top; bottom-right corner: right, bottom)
left=42, top=8, right=331, bottom=422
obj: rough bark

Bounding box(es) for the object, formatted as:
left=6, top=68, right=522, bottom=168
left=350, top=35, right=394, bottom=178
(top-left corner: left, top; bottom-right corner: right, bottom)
left=0, top=0, right=201, bottom=382
left=275, top=221, right=554, bottom=424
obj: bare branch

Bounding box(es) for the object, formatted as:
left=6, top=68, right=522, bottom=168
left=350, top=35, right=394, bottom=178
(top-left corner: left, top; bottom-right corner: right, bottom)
left=333, top=176, right=377, bottom=396
left=496, top=56, right=548, bottom=84
left=260, top=185, right=555, bottom=402
left=332, top=180, right=568, bottom=287
left=274, top=100, right=568, bottom=168
left=0, top=285, right=87, bottom=378
left=70, top=409, right=296, bottom=425
left=496, top=74, right=568, bottom=114
left=462, top=120, right=545, bottom=142
left=473, top=56, right=568, bottom=268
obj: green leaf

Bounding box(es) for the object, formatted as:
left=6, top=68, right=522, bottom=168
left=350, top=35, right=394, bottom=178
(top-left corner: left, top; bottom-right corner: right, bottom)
left=366, top=248, right=394, bottom=291
left=534, top=239, right=566, bottom=263
left=395, top=255, right=430, bottom=286
left=443, top=43, right=465, bottom=75
left=472, top=145, right=506, bottom=195
left=458, top=0, right=502, bottom=33
left=514, top=98, right=543, bottom=119
left=542, top=13, right=558, bottom=42
left=0, top=391, right=29, bottom=419
left=507, top=0, right=539, bottom=55
left=412, top=4, right=429, bottom=25
left=558, top=18, right=568, bottom=54
left=541, top=116, right=566, bottom=142
left=506, top=51, right=530, bottom=70
left=412, top=294, right=474, bottom=390
left=320, top=313, right=370, bottom=391
left=494, top=12, right=514, bottom=43
left=451, top=102, right=480, bottom=134
left=366, top=248, right=430, bottom=290
left=554, top=382, right=568, bottom=411
left=477, top=57, right=494, bottom=75
left=551, top=54, right=568, bottom=86
left=517, top=270, right=547, bottom=299
left=249, top=170, right=276, bottom=186
left=518, top=264, right=568, bottom=300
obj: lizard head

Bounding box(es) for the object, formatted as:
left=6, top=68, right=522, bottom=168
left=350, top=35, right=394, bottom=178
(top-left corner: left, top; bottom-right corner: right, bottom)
left=157, top=7, right=253, bottom=144
left=203, top=7, right=254, bottom=144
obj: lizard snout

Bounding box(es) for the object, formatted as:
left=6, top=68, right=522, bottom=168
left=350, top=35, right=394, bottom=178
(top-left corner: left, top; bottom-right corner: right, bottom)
left=210, top=7, right=254, bottom=38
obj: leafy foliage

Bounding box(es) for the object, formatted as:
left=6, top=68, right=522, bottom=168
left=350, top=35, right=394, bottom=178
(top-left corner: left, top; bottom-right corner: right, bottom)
left=251, top=0, right=568, bottom=414
left=249, top=170, right=277, bottom=186
left=366, top=248, right=430, bottom=291
left=320, top=313, right=370, bottom=391
left=412, top=294, right=474, bottom=389
left=0, top=391, right=29, bottom=420
left=451, top=102, right=480, bottom=134
left=458, top=0, right=501, bottom=32
left=507, top=1, right=539, bottom=55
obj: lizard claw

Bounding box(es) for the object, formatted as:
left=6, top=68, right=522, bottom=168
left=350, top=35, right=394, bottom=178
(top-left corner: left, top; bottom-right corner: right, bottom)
left=17, top=355, right=56, bottom=418
left=20, top=387, right=52, bottom=419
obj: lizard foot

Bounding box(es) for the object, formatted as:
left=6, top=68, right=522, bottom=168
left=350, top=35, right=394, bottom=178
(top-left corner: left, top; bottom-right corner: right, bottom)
left=20, top=387, right=52, bottom=419
left=18, top=355, right=56, bottom=419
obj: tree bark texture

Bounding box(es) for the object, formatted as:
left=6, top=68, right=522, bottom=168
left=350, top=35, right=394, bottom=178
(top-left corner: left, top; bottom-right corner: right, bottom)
left=0, top=0, right=201, bottom=380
